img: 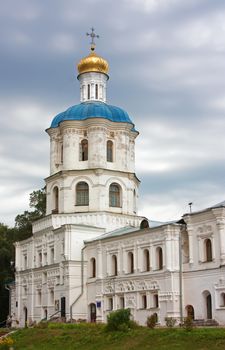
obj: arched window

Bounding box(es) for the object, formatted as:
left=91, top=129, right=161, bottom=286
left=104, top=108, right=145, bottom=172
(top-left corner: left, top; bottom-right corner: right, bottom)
left=140, top=219, right=149, bottom=229
left=90, top=258, right=96, bottom=278
left=205, top=239, right=212, bottom=262
left=128, top=252, right=134, bottom=273
left=76, top=182, right=89, bottom=206
left=109, top=183, right=121, bottom=207
left=186, top=305, right=195, bottom=320
left=107, top=140, right=113, bottom=162
left=143, top=249, right=150, bottom=272
left=80, top=139, right=88, bottom=161
left=87, top=84, right=90, bottom=99
left=95, top=84, right=98, bottom=99
left=52, top=186, right=59, bottom=214
left=156, top=247, right=163, bottom=270
left=112, top=255, right=118, bottom=276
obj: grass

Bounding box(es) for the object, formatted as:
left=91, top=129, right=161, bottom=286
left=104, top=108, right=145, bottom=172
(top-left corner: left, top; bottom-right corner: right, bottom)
left=10, top=323, right=225, bottom=350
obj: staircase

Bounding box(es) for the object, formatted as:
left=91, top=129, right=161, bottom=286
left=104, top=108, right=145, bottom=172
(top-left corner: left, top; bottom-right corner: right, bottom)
left=193, top=319, right=219, bottom=326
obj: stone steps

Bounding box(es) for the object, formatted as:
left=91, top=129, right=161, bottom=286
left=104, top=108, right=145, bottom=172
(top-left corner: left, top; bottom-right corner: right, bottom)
left=193, top=319, right=219, bottom=326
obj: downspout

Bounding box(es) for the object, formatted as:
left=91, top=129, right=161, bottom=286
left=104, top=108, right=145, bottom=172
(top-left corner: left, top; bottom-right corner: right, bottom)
left=70, top=246, right=85, bottom=321
left=179, top=225, right=184, bottom=324
left=5, top=285, right=11, bottom=316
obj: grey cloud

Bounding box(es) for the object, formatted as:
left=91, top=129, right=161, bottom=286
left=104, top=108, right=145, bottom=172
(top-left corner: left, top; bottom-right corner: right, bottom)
left=1, top=0, right=225, bottom=225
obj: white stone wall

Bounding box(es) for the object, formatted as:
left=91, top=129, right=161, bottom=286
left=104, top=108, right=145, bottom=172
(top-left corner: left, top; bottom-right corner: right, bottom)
left=78, top=72, right=108, bottom=103
left=85, top=224, right=182, bottom=325
left=47, top=120, right=137, bottom=176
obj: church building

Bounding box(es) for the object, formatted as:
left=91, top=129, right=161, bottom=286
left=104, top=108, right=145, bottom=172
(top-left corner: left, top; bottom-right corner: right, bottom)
left=11, top=31, right=225, bottom=327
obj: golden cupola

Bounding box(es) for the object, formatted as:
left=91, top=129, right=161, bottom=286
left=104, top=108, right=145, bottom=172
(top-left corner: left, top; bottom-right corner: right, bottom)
left=77, top=50, right=109, bottom=76
left=77, top=29, right=109, bottom=103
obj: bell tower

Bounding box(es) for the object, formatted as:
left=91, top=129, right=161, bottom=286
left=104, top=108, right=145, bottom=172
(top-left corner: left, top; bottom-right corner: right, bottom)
left=45, top=30, right=142, bottom=231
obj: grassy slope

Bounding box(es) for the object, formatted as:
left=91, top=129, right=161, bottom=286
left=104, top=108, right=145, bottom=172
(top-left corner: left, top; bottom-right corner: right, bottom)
left=11, top=324, right=225, bottom=350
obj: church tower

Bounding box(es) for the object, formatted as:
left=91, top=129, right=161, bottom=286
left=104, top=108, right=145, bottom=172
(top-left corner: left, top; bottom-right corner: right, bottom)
left=45, top=30, right=141, bottom=231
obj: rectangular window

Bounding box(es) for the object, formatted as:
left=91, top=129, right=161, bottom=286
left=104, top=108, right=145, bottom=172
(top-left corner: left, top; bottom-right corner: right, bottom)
left=108, top=297, right=113, bottom=311
left=24, top=255, right=27, bottom=269
left=50, top=248, right=54, bottom=264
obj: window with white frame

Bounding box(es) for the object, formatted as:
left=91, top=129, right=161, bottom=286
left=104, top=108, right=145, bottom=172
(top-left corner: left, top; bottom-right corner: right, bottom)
left=143, top=249, right=150, bottom=272
left=119, top=296, right=125, bottom=309
left=204, top=238, right=212, bottom=262
left=141, top=294, right=147, bottom=309
left=49, top=289, right=54, bottom=306
left=156, top=247, right=163, bottom=270
left=108, top=297, right=113, bottom=311
left=109, top=183, right=121, bottom=207
left=36, top=290, right=42, bottom=305
left=111, top=255, right=118, bottom=276
left=220, top=292, right=225, bottom=307
left=76, top=182, right=89, bottom=206
left=127, top=251, right=134, bottom=273
left=90, top=257, right=96, bottom=278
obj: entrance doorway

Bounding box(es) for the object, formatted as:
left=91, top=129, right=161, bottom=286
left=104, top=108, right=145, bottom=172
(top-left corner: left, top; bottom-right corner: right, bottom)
left=206, top=294, right=212, bottom=319
left=24, top=307, right=28, bottom=327
left=90, top=303, right=96, bottom=323
left=61, top=297, right=66, bottom=318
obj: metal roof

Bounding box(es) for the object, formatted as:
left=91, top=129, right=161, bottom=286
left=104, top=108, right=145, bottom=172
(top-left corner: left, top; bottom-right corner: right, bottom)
left=50, top=101, right=136, bottom=128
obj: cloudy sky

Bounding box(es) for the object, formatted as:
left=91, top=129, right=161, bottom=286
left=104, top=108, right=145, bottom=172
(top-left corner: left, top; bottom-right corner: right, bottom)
left=1, top=0, right=225, bottom=226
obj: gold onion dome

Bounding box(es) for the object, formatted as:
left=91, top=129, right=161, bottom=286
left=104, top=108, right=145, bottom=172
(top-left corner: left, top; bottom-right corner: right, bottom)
left=77, top=50, right=109, bottom=76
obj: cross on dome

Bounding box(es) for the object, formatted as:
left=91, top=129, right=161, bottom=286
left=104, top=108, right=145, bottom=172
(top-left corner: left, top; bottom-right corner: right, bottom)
left=86, top=27, right=99, bottom=51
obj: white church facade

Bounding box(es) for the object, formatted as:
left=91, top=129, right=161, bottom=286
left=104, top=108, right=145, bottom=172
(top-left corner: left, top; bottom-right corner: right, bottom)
left=11, top=35, right=225, bottom=327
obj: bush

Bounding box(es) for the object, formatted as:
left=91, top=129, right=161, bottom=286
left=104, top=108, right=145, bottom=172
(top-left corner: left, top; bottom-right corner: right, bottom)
left=0, top=337, right=14, bottom=350
left=165, top=317, right=177, bottom=328
left=146, top=314, right=157, bottom=329
left=106, top=308, right=132, bottom=332
left=182, top=317, right=194, bottom=332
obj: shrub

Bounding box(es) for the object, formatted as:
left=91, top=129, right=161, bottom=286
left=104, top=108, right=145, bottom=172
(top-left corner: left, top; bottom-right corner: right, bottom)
left=182, top=317, right=194, bottom=332
left=34, top=321, right=48, bottom=329
left=146, top=314, right=157, bottom=329
left=165, top=317, right=177, bottom=328
left=106, top=308, right=132, bottom=332
left=0, top=337, right=14, bottom=350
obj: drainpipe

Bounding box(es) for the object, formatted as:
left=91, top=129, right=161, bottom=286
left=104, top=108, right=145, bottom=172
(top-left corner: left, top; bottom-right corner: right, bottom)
left=70, top=246, right=85, bottom=322
left=179, top=225, right=184, bottom=324
left=5, top=284, right=11, bottom=316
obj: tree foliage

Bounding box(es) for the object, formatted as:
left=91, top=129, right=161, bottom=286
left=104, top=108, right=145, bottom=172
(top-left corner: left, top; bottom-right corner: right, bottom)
left=15, top=187, right=46, bottom=240
left=0, top=187, right=46, bottom=324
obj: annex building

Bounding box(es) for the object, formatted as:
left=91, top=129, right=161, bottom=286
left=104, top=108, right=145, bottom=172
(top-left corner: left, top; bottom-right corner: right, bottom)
left=11, top=33, right=225, bottom=327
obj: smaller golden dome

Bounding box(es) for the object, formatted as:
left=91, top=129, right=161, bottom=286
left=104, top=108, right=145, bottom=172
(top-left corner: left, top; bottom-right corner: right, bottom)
left=77, top=51, right=109, bottom=76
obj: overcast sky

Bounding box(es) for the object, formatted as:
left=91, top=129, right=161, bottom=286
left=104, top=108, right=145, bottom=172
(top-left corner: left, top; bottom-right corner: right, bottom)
left=1, top=0, right=225, bottom=226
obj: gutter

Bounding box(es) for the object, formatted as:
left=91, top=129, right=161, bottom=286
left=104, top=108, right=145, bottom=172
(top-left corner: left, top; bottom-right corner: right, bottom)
left=70, top=246, right=85, bottom=321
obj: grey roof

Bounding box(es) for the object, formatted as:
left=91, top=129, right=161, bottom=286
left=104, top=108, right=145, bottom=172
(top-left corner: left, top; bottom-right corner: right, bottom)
left=85, top=219, right=180, bottom=244
left=183, top=199, right=225, bottom=217
left=84, top=226, right=138, bottom=243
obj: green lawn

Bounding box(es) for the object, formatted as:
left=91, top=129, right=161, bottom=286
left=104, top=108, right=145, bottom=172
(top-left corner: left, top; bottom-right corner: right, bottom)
left=10, top=323, right=225, bottom=350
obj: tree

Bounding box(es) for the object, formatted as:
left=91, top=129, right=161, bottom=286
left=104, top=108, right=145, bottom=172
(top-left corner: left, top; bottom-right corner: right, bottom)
left=0, top=187, right=46, bottom=324
left=0, top=223, right=16, bottom=324
left=15, top=187, right=46, bottom=240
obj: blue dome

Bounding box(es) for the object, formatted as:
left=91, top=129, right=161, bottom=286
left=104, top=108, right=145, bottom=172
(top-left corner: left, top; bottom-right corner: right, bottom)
left=50, top=102, right=135, bottom=128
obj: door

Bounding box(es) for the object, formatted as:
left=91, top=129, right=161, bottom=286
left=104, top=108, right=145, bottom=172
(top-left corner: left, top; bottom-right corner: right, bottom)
left=206, top=294, right=212, bottom=319
left=90, top=303, right=96, bottom=323
left=61, top=297, right=66, bottom=318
